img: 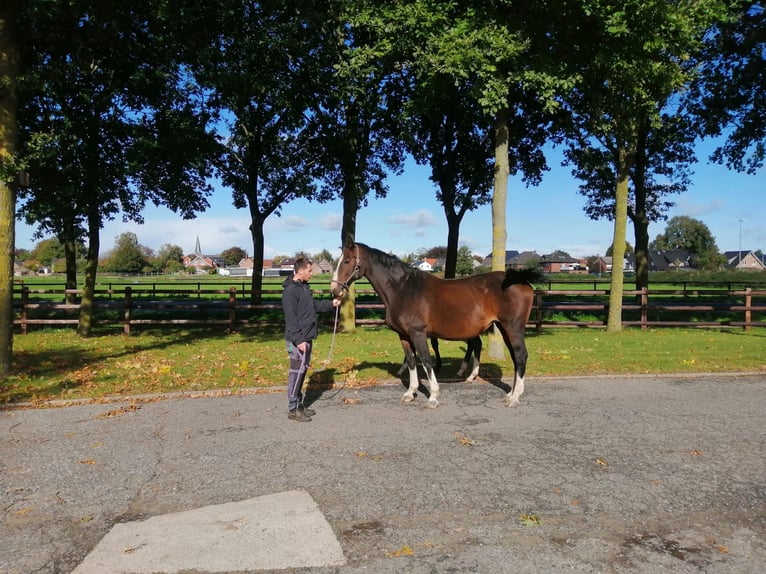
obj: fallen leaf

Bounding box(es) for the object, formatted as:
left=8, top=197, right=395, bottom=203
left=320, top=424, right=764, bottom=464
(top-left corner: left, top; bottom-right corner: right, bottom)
left=355, top=451, right=367, bottom=457
left=79, top=459, right=96, bottom=465
left=595, top=457, right=609, bottom=467
left=519, top=513, right=541, bottom=526
left=341, top=397, right=362, bottom=404
left=454, top=432, right=476, bottom=446
left=15, top=508, right=33, bottom=516
left=387, top=545, right=414, bottom=557
left=689, top=450, right=704, bottom=456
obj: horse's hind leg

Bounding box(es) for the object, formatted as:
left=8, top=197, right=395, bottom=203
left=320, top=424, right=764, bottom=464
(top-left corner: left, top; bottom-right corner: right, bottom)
left=458, top=336, right=482, bottom=382
left=431, top=337, right=442, bottom=372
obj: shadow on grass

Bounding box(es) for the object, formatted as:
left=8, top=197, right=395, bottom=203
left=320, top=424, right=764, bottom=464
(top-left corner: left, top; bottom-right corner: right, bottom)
left=3, top=325, right=285, bottom=406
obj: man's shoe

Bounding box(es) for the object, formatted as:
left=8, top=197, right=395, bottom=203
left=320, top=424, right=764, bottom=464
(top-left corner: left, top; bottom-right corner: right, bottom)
left=299, top=405, right=316, bottom=416
left=288, top=409, right=312, bottom=422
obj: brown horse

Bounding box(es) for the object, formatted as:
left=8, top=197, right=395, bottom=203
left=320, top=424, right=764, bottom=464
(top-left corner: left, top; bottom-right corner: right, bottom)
left=331, top=242, right=544, bottom=408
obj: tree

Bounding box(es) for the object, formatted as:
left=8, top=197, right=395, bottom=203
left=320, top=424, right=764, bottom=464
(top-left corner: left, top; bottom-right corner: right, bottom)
left=566, top=111, right=696, bottom=291
left=650, top=215, right=722, bottom=269
left=16, top=1, right=215, bottom=335
left=690, top=3, right=765, bottom=174
left=101, top=232, right=147, bottom=274
left=348, top=1, right=568, bottom=356
left=455, top=246, right=476, bottom=276
left=220, top=246, right=247, bottom=267
left=403, top=73, right=494, bottom=278
left=153, top=243, right=184, bottom=273
left=605, top=242, right=634, bottom=257
left=0, top=0, right=22, bottom=376
left=559, top=1, right=727, bottom=331
left=181, top=0, right=334, bottom=304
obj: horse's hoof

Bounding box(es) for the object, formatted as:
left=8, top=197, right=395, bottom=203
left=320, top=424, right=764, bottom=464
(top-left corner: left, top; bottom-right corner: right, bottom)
left=504, top=397, right=520, bottom=408
left=427, top=399, right=439, bottom=409
left=401, top=394, right=415, bottom=403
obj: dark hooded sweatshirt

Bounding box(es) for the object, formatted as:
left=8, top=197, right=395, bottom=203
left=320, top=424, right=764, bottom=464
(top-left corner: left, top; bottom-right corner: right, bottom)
left=281, top=276, right=334, bottom=346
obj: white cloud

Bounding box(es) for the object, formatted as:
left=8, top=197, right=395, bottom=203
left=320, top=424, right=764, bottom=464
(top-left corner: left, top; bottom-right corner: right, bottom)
left=319, top=213, right=342, bottom=231
left=387, top=209, right=438, bottom=228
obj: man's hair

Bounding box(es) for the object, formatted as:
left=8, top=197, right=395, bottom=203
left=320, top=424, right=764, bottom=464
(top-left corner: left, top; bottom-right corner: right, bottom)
left=294, top=257, right=313, bottom=272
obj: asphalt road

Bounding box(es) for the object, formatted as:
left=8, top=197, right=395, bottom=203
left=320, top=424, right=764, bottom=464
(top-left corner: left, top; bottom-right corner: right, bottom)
left=2, top=373, right=765, bottom=573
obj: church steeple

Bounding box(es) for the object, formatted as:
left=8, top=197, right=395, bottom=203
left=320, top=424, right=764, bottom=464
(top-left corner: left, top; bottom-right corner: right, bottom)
left=195, top=235, right=202, bottom=255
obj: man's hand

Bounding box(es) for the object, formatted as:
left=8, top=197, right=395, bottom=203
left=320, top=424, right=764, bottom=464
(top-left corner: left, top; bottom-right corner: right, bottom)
left=332, top=297, right=343, bottom=307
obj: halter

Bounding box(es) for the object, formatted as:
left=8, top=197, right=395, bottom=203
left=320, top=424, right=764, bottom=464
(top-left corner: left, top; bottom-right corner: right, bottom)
left=333, top=244, right=361, bottom=294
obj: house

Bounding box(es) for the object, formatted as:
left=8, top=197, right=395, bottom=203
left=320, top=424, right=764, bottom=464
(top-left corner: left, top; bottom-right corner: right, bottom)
left=182, top=237, right=224, bottom=273
left=593, top=256, right=635, bottom=274
left=481, top=250, right=519, bottom=267
left=538, top=254, right=587, bottom=274
left=414, top=258, right=437, bottom=272
left=724, top=250, right=766, bottom=271
left=183, top=253, right=225, bottom=273
left=506, top=251, right=540, bottom=269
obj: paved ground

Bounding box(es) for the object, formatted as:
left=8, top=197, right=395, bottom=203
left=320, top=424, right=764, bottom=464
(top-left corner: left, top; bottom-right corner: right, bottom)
left=2, top=373, right=765, bottom=573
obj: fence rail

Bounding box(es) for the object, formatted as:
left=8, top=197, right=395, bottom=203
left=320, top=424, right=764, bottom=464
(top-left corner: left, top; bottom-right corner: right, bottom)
left=13, top=286, right=766, bottom=334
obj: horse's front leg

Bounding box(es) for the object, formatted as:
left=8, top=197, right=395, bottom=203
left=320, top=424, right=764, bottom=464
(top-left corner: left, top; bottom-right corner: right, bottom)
left=503, top=332, right=528, bottom=408
left=399, top=338, right=419, bottom=403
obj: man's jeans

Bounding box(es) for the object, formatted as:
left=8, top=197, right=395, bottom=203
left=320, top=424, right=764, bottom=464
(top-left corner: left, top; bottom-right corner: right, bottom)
left=286, top=340, right=313, bottom=411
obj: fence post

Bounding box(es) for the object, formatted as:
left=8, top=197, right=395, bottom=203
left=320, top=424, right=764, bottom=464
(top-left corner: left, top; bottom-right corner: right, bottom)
left=535, top=291, right=543, bottom=334
left=641, top=287, right=648, bottom=330
left=123, top=287, right=132, bottom=335
left=21, top=286, right=29, bottom=335
left=228, top=287, right=237, bottom=331
left=744, top=287, right=752, bottom=331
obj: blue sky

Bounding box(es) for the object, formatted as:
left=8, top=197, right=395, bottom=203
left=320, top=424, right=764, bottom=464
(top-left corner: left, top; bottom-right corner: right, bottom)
left=15, top=140, right=764, bottom=260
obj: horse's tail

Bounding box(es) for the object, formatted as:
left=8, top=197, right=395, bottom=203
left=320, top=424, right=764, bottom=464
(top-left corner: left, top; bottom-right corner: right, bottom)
left=501, top=267, right=545, bottom=290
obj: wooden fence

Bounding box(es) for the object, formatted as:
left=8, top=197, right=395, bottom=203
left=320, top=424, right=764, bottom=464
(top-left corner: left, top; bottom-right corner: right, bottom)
left=13, top=285, right=766, bottom=334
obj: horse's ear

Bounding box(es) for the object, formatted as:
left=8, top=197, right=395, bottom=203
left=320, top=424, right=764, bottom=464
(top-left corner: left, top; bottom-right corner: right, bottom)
left=342, top=240, right=355, bottom=250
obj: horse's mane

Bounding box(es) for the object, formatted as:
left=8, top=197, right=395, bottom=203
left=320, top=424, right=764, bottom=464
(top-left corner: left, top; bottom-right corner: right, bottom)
left=502, top=267, right=546, bottom=289
left=357, top=243, right=418, bottom=279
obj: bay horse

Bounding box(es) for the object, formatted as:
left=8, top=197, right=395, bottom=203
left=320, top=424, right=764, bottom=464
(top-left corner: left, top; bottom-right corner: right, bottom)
left=331, top=242, right=544, bottom=408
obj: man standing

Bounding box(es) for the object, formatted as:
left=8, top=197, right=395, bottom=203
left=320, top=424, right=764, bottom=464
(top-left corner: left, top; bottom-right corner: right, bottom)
left=281, top=257, right=342, bottom=422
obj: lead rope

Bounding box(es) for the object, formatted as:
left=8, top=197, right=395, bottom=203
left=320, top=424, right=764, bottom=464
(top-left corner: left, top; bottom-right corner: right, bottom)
left=316, top=302, right=340, bottom=371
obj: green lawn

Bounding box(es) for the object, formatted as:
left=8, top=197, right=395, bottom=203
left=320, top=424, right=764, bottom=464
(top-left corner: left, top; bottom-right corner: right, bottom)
left=3, top=326, right=764, bottom=406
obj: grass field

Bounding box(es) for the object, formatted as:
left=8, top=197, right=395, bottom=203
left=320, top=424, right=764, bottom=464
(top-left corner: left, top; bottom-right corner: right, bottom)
left=3, top=325, right=764, bottom=406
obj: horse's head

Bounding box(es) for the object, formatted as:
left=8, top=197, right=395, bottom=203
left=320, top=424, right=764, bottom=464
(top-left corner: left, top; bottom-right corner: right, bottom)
left=331, top=242, right=362, bottom=297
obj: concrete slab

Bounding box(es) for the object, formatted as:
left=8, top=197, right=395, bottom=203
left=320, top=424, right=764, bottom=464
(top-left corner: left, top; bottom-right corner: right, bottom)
left=71, top=489, right=346, bottom=573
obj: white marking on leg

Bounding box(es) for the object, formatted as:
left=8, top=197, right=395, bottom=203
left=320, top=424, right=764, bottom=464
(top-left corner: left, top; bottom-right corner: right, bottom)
left=505, top=375, right=525, bottom=408
left=465, top=356, right=480, bottom=382
left=426, top=369, right=440, bottom=408
left=456, top=360, right=468, bottom=378
left=401, top=366, right=418, bottom=402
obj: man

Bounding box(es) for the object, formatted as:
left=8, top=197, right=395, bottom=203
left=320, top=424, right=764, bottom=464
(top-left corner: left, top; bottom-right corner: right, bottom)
left=281, top=257, right=342, bottom=422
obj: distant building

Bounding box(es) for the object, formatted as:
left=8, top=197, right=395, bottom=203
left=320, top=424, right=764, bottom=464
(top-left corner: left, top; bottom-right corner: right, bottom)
left=723, top=250, right=765, bottom=271
left=182, top=236, right=224, bottom=273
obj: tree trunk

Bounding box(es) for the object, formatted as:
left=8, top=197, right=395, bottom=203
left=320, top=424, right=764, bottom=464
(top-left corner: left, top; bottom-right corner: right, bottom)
left=443, top=209, right=460, bottom=279
left=62, top=224, right=78, bottom=304
left=489, top=108, right=510, bottom=359
left=339, top=187, right=358, bottom=332
left=248, top=216, right=266, bottom=305
left=0, top=2, right=20, bottom=375
left=607, top=147, right=630, bottom=333
left=632, top=213, right=650, bottom=292
left=77, top=206, right=100, bottom=337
